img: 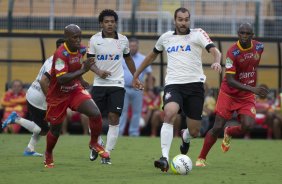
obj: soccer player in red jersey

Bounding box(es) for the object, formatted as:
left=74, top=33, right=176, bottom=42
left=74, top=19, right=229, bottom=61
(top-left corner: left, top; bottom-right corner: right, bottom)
left=44, top=24, right=109, bottom=168
left=195, top=22, right=269, bottom=167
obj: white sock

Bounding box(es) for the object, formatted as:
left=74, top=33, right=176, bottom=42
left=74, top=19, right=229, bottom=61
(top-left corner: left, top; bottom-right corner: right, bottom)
left=160, top=122, right=173, bottom=161
left=27, top=133, right=40, bottom=151
left=183, top=128, right=192, bottom=143
left=15, top=117, right=41, bottom=134
left=106, top=124, right=119, bottom=155
left=98, top=135, right=104, bottom=146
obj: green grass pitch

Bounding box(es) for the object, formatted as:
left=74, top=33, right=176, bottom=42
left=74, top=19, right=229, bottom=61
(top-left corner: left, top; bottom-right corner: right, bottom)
left=0, top=134, right=281, bottom=184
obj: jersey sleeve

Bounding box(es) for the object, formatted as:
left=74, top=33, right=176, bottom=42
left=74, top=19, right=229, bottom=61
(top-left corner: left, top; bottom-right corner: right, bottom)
left=44, top=57, right=53, bottom=75
left=87, top=37, right=96, bottom=55
left=225, top=48, right=237, bottom=74
left=123, top=37, right=130, bottom=55
left=197, top=28, right=214, bottom=48
left=154, top=34, right=164, bottom=52
left=54, top=54, right=68, bottom=77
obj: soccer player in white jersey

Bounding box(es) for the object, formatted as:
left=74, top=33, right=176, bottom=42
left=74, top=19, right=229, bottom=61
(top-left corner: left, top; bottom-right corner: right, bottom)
left=87, top=9, right=137, bottom=164
left=2, top=39, right=65, bottom=156
left=132, top=7, right=222, bottom=172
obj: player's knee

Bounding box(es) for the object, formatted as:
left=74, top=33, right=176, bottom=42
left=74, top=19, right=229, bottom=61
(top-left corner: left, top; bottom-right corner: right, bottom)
left=189, top=128, right=200, bottom=138
left=241, top=123, right=252, bottom=133
left=210, top=125, right=223, bottom=136
left=50, top=125, right=62, bottom=137
left=33, top=125, right=41, bottom=134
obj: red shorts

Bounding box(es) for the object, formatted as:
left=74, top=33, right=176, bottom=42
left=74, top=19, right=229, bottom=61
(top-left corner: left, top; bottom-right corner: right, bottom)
left=215, top=90, right=256, bottom=120
left=46, top=88, right=92, bottom=125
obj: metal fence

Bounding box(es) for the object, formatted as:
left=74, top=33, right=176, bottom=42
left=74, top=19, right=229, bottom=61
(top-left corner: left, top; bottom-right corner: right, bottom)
left=0, top=0, right=282, bottom=38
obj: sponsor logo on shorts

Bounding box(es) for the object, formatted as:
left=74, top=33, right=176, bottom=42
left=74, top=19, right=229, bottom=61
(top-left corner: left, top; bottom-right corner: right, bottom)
left=165, top=92, right=172, bottom=100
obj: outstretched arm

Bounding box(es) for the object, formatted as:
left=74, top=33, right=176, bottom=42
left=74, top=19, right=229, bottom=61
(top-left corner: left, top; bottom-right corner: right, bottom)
left=132, top=51, right=158, bottom=89
left=226, top=73, right=269, bottom=97
left=57, top=57, right=94, bottom=84
left=209, top=47, right=222, bottom=73
left=124, top=56, right=136, bottom=76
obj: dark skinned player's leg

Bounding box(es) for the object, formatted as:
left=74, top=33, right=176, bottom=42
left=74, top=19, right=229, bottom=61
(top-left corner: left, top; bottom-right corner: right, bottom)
left=198, top=115, right=226, bottom=160
left=77, top=99, right=109, bottom=158
left=226, top=115, right=255, bottom=137
left=45, top=123, right=62, bottom=168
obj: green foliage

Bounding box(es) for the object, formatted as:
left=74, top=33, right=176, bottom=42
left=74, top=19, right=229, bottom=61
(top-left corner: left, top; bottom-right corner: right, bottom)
left=0, top=134, right=281, bottom=184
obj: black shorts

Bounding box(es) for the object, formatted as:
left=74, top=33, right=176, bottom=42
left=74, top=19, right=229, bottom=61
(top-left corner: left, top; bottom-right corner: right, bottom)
left=90, top=86, right=125, bottom=116
left=27, top=101, right=49, bottom=133
left=163, top=82, right=204, bottom=120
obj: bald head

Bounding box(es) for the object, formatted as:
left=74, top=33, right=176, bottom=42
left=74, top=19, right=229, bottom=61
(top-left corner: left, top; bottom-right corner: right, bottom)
left=238, top=22, right=253, bottom=33
left=63, top=24, right=82, bottom=52
left=64, top=24, right=81, bottom=37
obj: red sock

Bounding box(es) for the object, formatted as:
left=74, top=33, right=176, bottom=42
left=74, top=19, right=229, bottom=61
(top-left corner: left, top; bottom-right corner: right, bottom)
left=46, top=131, right=59, bottom=154
left=198, top=132, right=217, bottom=160
left=89, top=115, right=102, bottom=146
left=226, top=126, right=243, bottom=137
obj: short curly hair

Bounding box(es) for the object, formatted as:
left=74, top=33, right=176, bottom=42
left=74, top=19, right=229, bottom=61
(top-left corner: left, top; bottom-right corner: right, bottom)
left=99, top=9, right=118, bottom=23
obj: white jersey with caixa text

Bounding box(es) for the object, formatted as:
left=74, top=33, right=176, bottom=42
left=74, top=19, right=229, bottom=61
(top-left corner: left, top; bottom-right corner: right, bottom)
left=155, top=29, right=214, bottom=86
left=26, top=56, right=53, bottom=110
left=88, top=32, right=130, bottom=88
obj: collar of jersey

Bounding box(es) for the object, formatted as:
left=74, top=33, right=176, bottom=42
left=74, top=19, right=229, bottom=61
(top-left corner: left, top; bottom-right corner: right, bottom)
left=64, top=43, right=78, bottom=54
left=236, top=40, right=253, bottom=51
left=102, top=31, right=118, bottom=39
left=173, top=28, right=191, bottom=35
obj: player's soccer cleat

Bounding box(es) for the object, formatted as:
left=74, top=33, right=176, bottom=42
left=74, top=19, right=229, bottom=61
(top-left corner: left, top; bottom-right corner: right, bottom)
left=180, top=129, right=190, bottom=154
left=89, top=143, right=109, bottom=160
left=89, top=139, right=105, bottom=161
left=44, top=152, right=54, bottom=168
left=154, top=157, right=169, bottom=172
left=195, top=158, right=207, bottom=167
left=101, top=157, right=112, bottom=164
left=221, top=126, right=232, bottom=153
left=23, top=147, right=43, bottom=157
left=1, top=111, right=18, bottom=129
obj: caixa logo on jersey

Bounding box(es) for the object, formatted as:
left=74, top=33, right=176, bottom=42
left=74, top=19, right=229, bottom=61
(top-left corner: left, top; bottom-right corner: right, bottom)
left=97, top=54, right=120, bottom=61
left=167, top=45, right=191, bottom=53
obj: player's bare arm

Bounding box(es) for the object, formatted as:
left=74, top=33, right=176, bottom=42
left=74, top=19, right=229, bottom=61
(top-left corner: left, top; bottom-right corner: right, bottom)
left=209, top=47, right=222, bottom=73
left=57, top=57, right=94, bottom=84
left=124, top=56, right=136, bottom=76
left=39, top=74, right=50, bottom=96
left=132, top=51, right=158, bottom=89
left=90, top=63, right=111, bottom=79
left=79, top=76, right=90, bottom=89
left=226, top=73, right=269, bottom=97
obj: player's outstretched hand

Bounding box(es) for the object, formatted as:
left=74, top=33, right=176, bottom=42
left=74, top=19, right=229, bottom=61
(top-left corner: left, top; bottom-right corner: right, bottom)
left=254, top=86, right=270, bottom=98
left=82, top=57, right=95, bottom=73
left=211, top=63, right=222, bottom=73
left=132, top=78, right=144, bottom=90
left=97, top=70, right=111, bottom=79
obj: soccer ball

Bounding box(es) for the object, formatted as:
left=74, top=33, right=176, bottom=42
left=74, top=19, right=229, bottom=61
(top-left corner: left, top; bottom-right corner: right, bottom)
left=170, top=154, right=192, bottom=175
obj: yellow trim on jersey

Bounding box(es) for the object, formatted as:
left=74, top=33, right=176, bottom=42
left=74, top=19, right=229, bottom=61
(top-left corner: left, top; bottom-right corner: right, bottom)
left=64, top=43, right=78, bottom=54
left=225, top=71, right=236, bottom=74
left=236, top=40, right=253, bottom=51
left=56, top=72, right=66, bottom=77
